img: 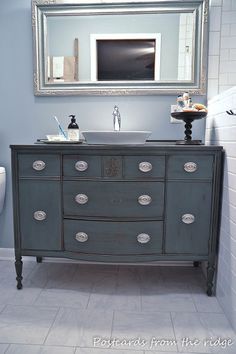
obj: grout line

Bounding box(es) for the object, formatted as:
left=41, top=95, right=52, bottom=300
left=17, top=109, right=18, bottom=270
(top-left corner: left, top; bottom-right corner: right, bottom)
left=189, top=287, right=199, bottom=313
left=206, top=125, right=236, bottom=130
left=169, top=312, right=179, bottom=352
left=110, top=310, right=115, bottom=344
left=42, top=306, right=61, bottom=345
left=3, top=344, right=10, bottom=354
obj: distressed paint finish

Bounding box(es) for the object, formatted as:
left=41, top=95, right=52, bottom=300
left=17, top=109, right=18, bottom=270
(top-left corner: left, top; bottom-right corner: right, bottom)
left=64, top=219, right=163, bottom=255
left=10, top=143, right=223, bottom=295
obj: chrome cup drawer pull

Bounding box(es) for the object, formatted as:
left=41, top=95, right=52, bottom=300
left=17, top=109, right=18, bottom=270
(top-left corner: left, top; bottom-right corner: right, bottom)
left=139, top=162, right=153, bottom=173
left=75, top=232, right=88, bottom=242
left=184, top=162, right=197, bottom=173
left=182, top=214, right=195, bottom=224
left=138, top=195, right=152, bottom=205
left=75, top=161, right=88, bottom=172
left=33, top=210, right=46, bottom=221
left=137, top=233, right=151, bottom=244
left=75, top=194, right=88, bottom=204
left=32, top=160, right=46, bottom=171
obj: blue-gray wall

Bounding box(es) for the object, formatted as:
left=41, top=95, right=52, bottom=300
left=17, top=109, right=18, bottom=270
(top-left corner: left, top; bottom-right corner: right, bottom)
left=0, top=0, right=206, bottom=248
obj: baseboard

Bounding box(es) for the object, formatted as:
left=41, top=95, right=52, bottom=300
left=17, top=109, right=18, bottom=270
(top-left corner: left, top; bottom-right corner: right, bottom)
left=0, top=248, right=196, bottom=266
left=0, top=248, right=14, bottom=260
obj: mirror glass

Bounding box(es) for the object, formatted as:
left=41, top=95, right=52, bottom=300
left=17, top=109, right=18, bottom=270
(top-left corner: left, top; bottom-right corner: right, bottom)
left=32, top=0, right=208, bottom=96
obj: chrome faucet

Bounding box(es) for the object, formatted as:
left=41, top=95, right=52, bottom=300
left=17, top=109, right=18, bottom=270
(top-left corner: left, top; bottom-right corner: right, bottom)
left=112, top=105, right=121, bottom=131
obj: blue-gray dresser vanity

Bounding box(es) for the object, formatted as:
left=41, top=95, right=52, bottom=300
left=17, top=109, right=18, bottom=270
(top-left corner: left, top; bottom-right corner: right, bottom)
left=11, top=143, right=223, bottom=295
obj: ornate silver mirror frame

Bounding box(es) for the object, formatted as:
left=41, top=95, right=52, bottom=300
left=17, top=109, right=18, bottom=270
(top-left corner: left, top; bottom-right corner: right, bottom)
left=32, top=0, right=208, bottom=96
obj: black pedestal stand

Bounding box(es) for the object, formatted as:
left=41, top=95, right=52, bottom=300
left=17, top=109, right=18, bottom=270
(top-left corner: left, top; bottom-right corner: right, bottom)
left=171, top=111, right=207, bottom=145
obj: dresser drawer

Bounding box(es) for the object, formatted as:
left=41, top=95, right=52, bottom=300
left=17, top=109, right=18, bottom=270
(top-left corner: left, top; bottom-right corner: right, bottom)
left=64, top=220, right=163, bottom=255
left=19, top=180, right=62, bottom=250
left=63, top=155, right=101, bottom=177
left=124, top=156, right=165, bottom=179
left=18, top=154, right=60, bottom=177
left=63, top=181, right=164, bottom=218
left=167, top=155, right=214, bottom=179
left=165, top=181, right=212, bottom=255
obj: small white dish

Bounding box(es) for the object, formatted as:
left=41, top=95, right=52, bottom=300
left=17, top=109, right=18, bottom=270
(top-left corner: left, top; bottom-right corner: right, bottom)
left=46, top=134, right=67, bottom=142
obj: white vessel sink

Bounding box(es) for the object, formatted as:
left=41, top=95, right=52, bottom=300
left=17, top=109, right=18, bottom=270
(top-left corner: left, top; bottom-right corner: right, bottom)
left=82, top=131, right=151, bottom=145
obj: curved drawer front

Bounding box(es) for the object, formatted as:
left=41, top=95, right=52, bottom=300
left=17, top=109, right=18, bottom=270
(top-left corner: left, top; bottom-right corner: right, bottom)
left=124, top=156, right=165, bottom=179
left=64, top=219, right=163, bottom=254
left=167, top=155, right=213, bottom=179
left=63, top=181, right=164, bottom=218
left=63, top=155, right=101, bottom=177
left=19, top=154, right=60, bottom=177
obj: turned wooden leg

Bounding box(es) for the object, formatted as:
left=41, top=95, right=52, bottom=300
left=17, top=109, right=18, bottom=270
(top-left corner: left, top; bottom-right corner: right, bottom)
left=36, top=257, right=42, bottom=263
left=193, top=261, right=200, bottom=268
left=15, top=255, right=23, bottom=290
left=207, top=261, right=215, bottom=296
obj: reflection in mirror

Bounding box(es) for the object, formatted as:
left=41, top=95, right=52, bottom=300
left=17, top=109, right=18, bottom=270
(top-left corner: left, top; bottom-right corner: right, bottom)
left=90, top=33, right=161, bottom=81
left=32, top=0, right=208, bottom=96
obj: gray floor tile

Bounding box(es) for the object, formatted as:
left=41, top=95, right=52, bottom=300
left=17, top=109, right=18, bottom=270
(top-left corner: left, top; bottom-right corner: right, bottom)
left=112, top=311, right=177, bottom=351
left=23, top=263, right=77, bottom=289
left=0, top=305, right=5, bottom=313
left=161, top=267, right=205, bottom=286
left=141, top=292, right=196, bottom=312
left=0, top=344, right=9, bottom=354
left=171, top=312, right=236, bottom=353
left=42, top=263, right=79, bottom=290
left=88, top=270, right=141, bottom=311
left=0, top=305, right=59, bottom=344
left=145, top=352, right=204, bottom=354
left=0, top=260, right=36, bottom=289
left=75, top=348, right=144, bottom=354
left=0, top=288, right=43, bottom=307
left=5, top=344, right=75, bottom=354
left=45, top=263, right=118, bottom=291
left=34, top=289, right=90, bottom=309
left=138, top=266, right=164, bottom=291
left=45, top=307, right=113, bottom=347
left=78, top=264, right=119, bottom=274
left=0, top=261, right=235, bottom=354
left=191, top=291, right=224, bottom=313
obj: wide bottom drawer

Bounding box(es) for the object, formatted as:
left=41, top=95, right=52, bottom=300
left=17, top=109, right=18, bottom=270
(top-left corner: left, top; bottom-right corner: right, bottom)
left=64, top=220, right=163, bottom=255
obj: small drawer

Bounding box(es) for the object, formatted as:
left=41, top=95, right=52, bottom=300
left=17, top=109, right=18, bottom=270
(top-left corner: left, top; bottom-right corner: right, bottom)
left=63, top=181, right=164, bottom=218
left=64, top=219, right=163, bottom=255
left=167, top=155, right=213, bottom=179
left=124, top=156, right=165, bottom=179
left=18, top=154, right=60, bottom=177
left=63, top=155, right=101, bottom=177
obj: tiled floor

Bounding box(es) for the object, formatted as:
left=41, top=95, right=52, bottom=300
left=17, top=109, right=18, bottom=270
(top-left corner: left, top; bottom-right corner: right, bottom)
left=0, top=259, right=235, bottom=354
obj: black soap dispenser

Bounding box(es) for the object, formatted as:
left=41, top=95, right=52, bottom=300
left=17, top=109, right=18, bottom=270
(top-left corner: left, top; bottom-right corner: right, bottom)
left=68, top=115, right=79, bottom=141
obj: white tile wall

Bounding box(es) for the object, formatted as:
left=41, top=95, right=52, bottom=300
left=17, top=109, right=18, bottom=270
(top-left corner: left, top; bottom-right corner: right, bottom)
left=205, top=86, right=236, bottom=331
left=208, top=0, right=236, bottom=98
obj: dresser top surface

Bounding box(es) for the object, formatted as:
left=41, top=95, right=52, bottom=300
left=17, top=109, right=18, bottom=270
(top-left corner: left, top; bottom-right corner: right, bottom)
left=10, top=141, right=223, bottom=152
